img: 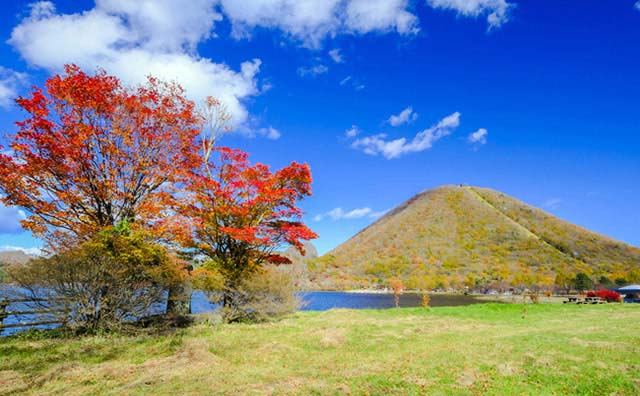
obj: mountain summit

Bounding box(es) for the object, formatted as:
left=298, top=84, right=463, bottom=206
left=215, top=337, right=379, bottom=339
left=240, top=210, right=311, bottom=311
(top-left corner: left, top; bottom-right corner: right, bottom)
left=309, top=185, right=640, bottom=289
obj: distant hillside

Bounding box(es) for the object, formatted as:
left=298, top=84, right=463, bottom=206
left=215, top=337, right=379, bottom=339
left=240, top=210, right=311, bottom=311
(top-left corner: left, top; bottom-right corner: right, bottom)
left=0, top=250, right=32, bottom=265
left=275, top=242, right=318, bottom=289
left=0, top=250, right=34, bottom=282
left=308, top=185, right=640, bottom=290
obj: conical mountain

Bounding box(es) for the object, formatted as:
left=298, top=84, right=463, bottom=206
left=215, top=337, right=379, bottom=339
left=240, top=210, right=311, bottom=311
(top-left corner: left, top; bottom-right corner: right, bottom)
left=308, top=185, right=640, bottom=289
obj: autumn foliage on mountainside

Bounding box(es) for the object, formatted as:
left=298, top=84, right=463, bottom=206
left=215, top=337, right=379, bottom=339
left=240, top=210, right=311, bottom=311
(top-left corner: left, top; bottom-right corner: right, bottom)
left=308, top=185, right=640, bottom=291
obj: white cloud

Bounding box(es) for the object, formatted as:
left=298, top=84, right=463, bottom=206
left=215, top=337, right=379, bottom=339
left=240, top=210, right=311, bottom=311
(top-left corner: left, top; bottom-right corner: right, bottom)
left=9, top=0, right=261, bottom=126
left=0, top=203, right=26, bottom=234
left=427, top=0, right=515, bottom=30
left=257, top=126, right=281, bottom=140
left=235, top=117, right=282, bottom=140
left=542, top=198, right=562, bottom=211
left=636, top=1, right=640, bottom=11
left=467, top=127, right=488, bottom=145
left=329, top=48, right=344, bottom=63
left=350, top=112, right=461, bottom=159
left=345, top=125, right=360, bottom=138
left=314, top=206, right=385, bottom=221
left=0, top=67, right=27, bottom=108
left=218, top=0, right=419, bottom=48
left=96, top=0, right=222, bottom=52
left=345, top=0, right=419, bottom=35
left=339, top=75, right=352, bottom=85
left=368, top=209, right=389, bottom=219
left=297, top=64, right=329, bottom=77
left=388, top=106, right=418, bottom=126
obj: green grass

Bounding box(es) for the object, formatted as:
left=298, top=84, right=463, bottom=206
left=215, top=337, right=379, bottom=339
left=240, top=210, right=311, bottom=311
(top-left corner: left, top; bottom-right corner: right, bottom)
left=1, top=303, right=639, bottom=395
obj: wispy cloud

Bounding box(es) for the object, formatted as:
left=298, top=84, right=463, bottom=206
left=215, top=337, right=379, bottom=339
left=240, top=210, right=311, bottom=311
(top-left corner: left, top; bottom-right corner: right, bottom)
left=349, top=112, right=461, bottom=159
left=345, top=125, right=360, bottom=138
left=467, top=128, right=488, bottom=145
left=297, top=64, right=329, bottom=77
left=542, top=198, right=562, bottom=210
left=256, top=126, right=281, bottom=140
left=339, top=75, right=365, bottom=91
left=329, top=48, right=344, bottom=63
left=0, top=67, right=27, bottom=108
left=236, top=117, right=282, bottom=140
left=314, top=206, right=386, bottom=221
left=635, top=1, right=640, bottom=11
left=388, top=106, right=418, bottom=127
left=427, top=0, right=515, bottom=31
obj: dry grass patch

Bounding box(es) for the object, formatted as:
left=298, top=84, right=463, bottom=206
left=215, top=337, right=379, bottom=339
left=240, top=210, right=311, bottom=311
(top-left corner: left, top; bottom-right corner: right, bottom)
left=1, top=304, right=639, bottom=395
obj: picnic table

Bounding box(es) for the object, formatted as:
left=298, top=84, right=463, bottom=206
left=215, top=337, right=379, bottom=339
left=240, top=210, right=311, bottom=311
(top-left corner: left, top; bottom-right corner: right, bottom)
left=563, top=296, right=606, bottom=304
left=564, top=297, right=581, bottom=304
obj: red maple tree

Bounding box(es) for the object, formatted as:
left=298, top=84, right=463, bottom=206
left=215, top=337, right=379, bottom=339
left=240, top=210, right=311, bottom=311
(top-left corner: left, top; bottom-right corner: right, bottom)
left=178, top=146, right=318, bottom=305
left=0, top=65, right=201, bottom=248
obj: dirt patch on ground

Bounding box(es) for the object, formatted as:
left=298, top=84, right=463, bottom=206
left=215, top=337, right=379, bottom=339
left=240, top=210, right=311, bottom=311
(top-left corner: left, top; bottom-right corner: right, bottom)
left=457, top=369, right=477, bottom=387
left=256, top=341, right=298, bottom=355
left=496, top=363, right=518, bottom=376
left=0, top=370, right=28, bottom=396
left=569, top=337, right=624, bottom=348
left=318, top=328, right=347, bottom=348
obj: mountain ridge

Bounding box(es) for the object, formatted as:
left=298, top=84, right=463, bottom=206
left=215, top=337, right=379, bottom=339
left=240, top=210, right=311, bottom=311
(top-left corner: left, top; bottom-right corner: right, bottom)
left=307, top=185, right=640, bottom=290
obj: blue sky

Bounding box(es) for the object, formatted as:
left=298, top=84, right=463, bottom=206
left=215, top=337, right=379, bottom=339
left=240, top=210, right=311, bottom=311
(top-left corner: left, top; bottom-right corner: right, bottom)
left=0, top=0, right=638, bottom=255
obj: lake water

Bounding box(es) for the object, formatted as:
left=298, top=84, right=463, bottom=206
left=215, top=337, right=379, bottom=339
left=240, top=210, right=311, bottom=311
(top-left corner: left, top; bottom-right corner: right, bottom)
left=1, top=288, right=484, bottom=335
left=180, top=291, right=484, bottom=313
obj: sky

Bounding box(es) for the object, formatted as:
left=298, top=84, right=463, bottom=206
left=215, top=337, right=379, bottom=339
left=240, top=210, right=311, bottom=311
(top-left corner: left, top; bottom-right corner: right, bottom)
left=0, top=0, right=638, bottom=255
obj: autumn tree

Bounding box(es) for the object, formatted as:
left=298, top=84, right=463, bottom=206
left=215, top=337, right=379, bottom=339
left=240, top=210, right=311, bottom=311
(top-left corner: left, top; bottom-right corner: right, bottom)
left=0, top=64, right=200, bottom=247
left=554, top=270, right=573, bottom=295
left=389, top=278, right=404, bottom=308
left=573, top=272, right=594, bottom=294
left=178, top=147, right=317, bottom=321
left=0, top=65, right=202, bottom=317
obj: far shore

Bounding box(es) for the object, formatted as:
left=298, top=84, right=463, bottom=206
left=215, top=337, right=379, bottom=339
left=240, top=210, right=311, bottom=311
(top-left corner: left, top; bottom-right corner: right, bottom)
left=324, top=289, right=572, bottom=304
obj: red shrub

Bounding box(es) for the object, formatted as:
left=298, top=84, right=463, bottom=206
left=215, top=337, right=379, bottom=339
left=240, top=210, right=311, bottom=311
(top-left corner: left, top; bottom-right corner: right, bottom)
left=586, top=290, right=621, bottom=302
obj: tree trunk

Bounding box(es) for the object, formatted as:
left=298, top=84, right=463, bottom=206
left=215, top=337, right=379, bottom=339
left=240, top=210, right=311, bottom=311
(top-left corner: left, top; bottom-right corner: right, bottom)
left=166, top=284, right=192, bottom=316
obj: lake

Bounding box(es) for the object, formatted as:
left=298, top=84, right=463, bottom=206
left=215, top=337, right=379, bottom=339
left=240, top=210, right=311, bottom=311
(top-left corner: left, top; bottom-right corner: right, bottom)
left=192, top=291, right=484, bottom=313
left=1, top=288, right=485, bottom=335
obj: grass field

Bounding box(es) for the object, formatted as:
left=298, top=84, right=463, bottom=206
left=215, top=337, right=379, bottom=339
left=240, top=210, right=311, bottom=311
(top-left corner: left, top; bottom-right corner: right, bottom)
left=1, top=303, right=638, bottom=395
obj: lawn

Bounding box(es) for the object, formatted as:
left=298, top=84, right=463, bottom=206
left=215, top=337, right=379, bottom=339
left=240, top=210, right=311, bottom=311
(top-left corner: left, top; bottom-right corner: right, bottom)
left=1, top=303, right=638, bottom=395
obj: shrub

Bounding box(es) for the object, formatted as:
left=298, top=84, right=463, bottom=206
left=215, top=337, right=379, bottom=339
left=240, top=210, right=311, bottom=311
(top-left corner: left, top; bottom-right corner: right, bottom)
left=586, top=290, right=621, bottom=302
left=7, top=227, right=184, bottom=331
left=421, top=294, right=430, bottom=307
left=529, top=293, right=540, bottom=304
left=220, top=267, right=301, bottom=323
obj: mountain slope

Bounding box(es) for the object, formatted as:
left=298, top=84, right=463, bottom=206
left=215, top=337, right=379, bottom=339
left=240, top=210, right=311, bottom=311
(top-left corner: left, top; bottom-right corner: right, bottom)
left=0, top=250, right=32, bottom=265
left=308, top=185, right=640, bottom=289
